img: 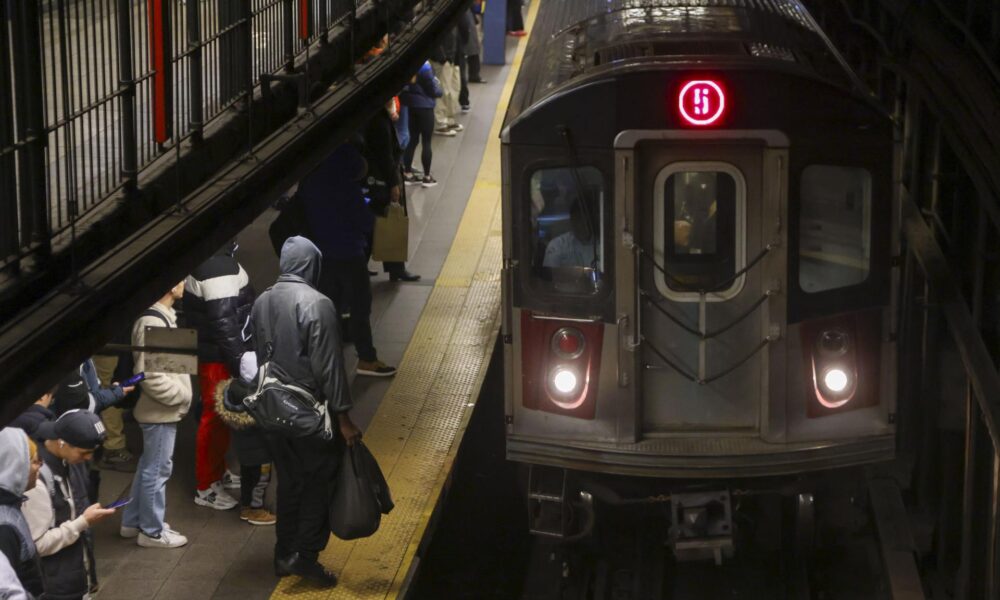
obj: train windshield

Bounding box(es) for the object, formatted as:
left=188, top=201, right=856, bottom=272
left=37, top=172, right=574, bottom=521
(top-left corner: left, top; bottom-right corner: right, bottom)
left=528, top=166, right=606, bottom=296
left=799, top=166, right=872, bottom=292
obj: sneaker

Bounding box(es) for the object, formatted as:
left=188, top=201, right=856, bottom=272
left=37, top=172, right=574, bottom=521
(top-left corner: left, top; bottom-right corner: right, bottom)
left=240, top=507, right=277, bottom=526
left=120, top=522, right=172, bottom=539
left=469, top=77, right=487, bottom=84
left=97, top=448, right=136, bottom=473
left=137, top=529, right=188, bottom=549
left=222, top=470, right=241, bottom=490
left=421, top=175, right=438, bottom=188
left=434, top=127, right=457, bottom=137
left=447, top=123, right=465, bottom=132
left=403, top=171, right=419, bottom=185
left=461, top=105, right=471, bottom=113
left=194, top=482, right=238, bottom=510
left=356, top=360, right=397, bottom=377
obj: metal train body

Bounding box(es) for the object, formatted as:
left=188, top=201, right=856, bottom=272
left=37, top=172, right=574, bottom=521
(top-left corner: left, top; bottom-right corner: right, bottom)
left=500, top=0, right=897, bottom=501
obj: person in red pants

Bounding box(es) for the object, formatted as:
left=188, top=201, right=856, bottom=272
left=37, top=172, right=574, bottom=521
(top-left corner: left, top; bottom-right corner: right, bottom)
left=184, top=242, right=256, bottom=510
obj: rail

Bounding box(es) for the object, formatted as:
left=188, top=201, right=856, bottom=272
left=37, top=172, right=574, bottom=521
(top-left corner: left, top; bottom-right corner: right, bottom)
left=0, top=0, right=391, bottom=274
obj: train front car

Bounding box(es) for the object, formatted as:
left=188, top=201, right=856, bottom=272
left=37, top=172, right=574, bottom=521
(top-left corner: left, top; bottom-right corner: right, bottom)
left=500, top=0, right=897, bottom=557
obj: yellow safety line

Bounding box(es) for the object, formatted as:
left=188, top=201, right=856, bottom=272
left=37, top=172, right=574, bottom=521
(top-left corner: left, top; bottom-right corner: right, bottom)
left=270, top=2, right=539, bottom=598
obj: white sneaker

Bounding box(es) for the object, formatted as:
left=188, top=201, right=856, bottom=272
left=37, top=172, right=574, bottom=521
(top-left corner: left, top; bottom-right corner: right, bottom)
left=222, top=470, right=241, bottom=490
left=194, top=482, right=238, bottom=510
left=121, top=521, right=172, bottom=539
left=137, top=529, right=188, bottom=549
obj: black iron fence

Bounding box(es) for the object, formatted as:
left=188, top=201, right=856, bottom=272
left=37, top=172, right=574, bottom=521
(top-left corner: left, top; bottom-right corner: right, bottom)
left=0, top=0, right=366, bottom=274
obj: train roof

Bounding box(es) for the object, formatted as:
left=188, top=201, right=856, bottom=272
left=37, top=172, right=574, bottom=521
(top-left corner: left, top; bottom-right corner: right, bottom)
left=504, top=0, right=865, bottom=130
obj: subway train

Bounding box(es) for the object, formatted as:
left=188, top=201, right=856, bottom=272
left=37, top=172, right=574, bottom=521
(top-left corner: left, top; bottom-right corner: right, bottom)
left=499, top=0, right=896, bottom=564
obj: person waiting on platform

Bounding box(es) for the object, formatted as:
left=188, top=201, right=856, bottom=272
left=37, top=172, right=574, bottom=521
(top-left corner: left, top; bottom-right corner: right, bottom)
left=429, top=27, right=463, bottom=136
left=543, top=199, right=598, bottom=269
left=120, top=281, right=193, bottom=549
left=9, top=387, right=58, bottom=437
left=401, top=61, right=444, bottom=187
left=0, top=428, right=44, bottom=597
left=251, top=236, right=362, bottom=588
left=300, top=142, right=397, bottom=377
left=362, top=99, right=421, bottom=283
left=23, top=410, right=116, bottom=598
left=184, top=242, right=256, bottom=512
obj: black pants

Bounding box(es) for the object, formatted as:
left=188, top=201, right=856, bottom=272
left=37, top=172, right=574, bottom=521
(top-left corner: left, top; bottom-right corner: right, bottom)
left=404, top=107, right=435, bottom=175
left=459, top=55, right=470, bottom=108
left=468, top=54, right=482, bottom=82
left=320, top=257, right=377, bottom=362
left=265, top=434, right=341, bottom=562
left=507, top=0, right=524, bottom=31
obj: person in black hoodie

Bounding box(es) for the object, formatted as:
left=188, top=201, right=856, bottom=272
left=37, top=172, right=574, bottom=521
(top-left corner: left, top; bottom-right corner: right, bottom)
left=251, top=236, right=363, bottom=588
left=0, top=427, right=45, bottom=598
left=184, top=242, right=256, bottom=511
left=362, top=101, right=421, bottom=283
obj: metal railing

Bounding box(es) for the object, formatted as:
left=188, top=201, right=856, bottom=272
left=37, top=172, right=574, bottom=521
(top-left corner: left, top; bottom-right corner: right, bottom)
left=0, top=0, right=366, bottom=274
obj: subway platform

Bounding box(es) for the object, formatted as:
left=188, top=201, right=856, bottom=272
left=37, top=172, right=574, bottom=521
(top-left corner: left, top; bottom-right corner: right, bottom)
left=86, top=24, right=532, bottom=600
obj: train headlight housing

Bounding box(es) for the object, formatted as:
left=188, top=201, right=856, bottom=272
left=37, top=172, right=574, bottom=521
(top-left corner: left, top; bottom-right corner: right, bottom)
left=551, top=327, right=586, bottom=359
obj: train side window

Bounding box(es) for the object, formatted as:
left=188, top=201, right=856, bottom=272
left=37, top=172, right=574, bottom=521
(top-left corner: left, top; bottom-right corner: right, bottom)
left=653, top=163, right=745, bottom=301
left=798, top=166, right=872, bottom=293
left=527, top=166, right=606, bottom=296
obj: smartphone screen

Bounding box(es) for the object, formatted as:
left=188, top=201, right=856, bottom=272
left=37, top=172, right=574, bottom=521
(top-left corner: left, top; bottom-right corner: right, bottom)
left=122, top=373, right=145, bottom=387
left=104, top=497, right=132, bottom=510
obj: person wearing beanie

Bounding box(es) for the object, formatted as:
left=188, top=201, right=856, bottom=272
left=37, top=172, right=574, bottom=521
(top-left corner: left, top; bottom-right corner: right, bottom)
left=23, top=410, right=117, bottom=599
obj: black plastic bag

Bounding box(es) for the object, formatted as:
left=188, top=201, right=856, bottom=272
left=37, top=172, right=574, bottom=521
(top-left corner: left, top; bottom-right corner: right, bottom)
left=329, top=441, right=394, bottom=540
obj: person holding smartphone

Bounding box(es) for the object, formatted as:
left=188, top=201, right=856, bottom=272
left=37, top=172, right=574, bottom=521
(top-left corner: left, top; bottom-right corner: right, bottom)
left=22, top=410, right=116, bottom=598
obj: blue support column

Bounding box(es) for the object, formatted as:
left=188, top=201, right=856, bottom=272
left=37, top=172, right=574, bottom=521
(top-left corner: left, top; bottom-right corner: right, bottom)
left=482, top=0, right=507, bottom=65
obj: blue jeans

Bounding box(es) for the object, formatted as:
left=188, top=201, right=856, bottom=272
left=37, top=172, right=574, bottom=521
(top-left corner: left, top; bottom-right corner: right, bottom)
left=122, top=423, right=177, bottom=536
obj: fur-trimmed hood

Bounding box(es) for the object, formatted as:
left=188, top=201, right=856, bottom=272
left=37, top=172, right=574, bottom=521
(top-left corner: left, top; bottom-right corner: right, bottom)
left=214, top=379, right=257, bottom=430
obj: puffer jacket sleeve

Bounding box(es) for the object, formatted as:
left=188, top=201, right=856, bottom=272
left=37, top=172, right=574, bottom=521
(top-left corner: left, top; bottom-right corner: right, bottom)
left=186, top=263, right=256, bottom=374
left=303, top=296, right=353, bottom=414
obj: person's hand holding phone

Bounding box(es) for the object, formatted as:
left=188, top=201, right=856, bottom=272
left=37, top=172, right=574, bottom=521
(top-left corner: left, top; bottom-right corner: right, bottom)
left=83, top=503, right=116, bottom=525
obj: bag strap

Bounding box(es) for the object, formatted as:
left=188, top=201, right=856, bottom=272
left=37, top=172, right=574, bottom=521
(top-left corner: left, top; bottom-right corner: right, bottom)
left=140, top=308, right=170, bottom=328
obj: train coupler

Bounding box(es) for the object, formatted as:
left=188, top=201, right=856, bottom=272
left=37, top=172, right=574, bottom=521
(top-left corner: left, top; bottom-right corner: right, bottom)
left=668, top=489, right=734, bottom=565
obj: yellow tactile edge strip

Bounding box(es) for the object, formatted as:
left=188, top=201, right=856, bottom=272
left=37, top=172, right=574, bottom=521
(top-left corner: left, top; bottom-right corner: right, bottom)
left=270, top=3, right=539, bottom=598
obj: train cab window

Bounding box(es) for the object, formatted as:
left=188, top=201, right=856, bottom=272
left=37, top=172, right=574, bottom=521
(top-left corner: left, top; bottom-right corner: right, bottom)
left=654, top=163, right=745, bottom=301
left=798, top=166, right=872, bottom=293
left=527, top=166, right=606, bottom=296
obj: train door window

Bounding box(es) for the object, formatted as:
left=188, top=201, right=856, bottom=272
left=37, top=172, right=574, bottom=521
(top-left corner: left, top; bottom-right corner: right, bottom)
left=798, top=166, right=871, bottom=293
left=653, top=162, right=745, bottom=301
left=527, top=166, right=607, bottom=296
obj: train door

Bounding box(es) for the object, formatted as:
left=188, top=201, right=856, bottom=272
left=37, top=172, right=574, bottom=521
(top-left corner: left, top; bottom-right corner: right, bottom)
left=616, top=132, right=788, bottom=439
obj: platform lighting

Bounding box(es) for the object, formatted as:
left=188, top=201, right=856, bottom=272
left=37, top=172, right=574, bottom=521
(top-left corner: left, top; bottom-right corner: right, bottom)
left=822, top=368, right=849, bottom=393
left=678, top=79, right=726, bottom=126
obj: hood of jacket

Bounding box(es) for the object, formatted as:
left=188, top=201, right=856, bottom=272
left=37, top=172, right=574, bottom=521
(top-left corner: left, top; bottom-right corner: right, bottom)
left=0, top=428, right=30, bottom=499
left=279, top=236, right=323, bottom=287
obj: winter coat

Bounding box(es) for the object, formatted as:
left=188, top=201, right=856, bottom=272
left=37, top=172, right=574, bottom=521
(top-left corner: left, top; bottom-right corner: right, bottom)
left=399, top=62, right=442, bottom=110
left=250, top=237, right=354, bottom=416
left=9, top=406, right=54, bottom=438
left=299, top=144, right=374, bottom=261
left=184, top=249, right=256, bottom=374
left=0, top=428, right=44, bottom=598
left=23, top=445, right=93, bottom=599
left=132, top=303, right=193, bottom=424
left=362, top=108, right=403, bottom=194
left=459, top=10, right=480, bottom=57
left=215, top=379, right=271, bottom=466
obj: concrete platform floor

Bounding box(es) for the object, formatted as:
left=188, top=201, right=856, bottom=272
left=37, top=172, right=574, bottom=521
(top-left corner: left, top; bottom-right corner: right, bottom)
left=90, top=51, right=514, bottom=600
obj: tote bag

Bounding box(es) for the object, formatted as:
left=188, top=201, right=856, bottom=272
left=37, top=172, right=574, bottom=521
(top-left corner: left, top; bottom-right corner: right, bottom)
left=372, top=202, right=409, bottom=263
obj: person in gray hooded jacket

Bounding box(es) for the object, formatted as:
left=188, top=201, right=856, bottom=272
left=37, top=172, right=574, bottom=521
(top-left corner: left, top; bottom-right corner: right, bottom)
left=251, top=236, right=361, bottom=588
left=0, top=427, right=44, bottom=598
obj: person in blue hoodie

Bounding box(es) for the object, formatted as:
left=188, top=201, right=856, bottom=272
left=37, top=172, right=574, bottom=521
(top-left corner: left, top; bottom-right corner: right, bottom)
left=299, top=143, right=397, bottom=377
left=399, top=61, right=443, bottom=187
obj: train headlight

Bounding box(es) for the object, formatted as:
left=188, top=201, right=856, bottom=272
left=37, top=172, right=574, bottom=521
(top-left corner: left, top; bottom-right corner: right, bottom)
left=551, top=368, right=578, bottom=395
left=817, top=329, right=849, bottom=357
left=822, top=368, right=849, bottom=393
